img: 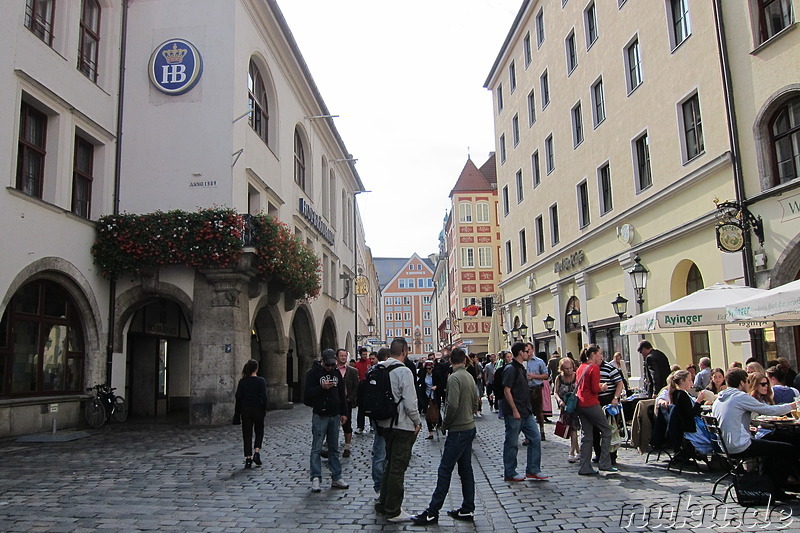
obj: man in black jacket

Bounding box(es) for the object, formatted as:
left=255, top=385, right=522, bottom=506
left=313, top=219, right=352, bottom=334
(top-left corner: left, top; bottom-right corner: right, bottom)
left=638, top=340, right=670, bottom=398
left=304, top=349, right=349, bottom=492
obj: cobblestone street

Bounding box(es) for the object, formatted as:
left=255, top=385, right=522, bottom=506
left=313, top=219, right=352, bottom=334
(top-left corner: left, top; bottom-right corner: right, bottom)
left=1, top=401, right=798, bottom=532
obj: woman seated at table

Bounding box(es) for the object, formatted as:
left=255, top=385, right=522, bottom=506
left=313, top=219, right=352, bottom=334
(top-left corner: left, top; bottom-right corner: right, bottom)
left=767, top=366, right=800, bottom=404
left=668, top=370, right=712, bottom=459
left=702, top=368, right=727, bottom=404
left=748, top=371, right=774, bottom=405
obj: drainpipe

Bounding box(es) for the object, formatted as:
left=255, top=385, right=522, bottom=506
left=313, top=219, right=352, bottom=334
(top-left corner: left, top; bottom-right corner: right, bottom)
left=106, top=0, right=129, bottom=383
left=712, top=0, right=764, bottom=360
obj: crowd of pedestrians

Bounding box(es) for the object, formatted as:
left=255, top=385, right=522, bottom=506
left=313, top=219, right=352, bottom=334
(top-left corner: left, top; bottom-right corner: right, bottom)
left=234, top=336, right=800, bottom=522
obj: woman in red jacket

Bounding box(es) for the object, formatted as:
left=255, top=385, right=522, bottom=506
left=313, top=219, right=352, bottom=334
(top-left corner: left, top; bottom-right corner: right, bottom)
left=575, top=345, right=618, bottom=475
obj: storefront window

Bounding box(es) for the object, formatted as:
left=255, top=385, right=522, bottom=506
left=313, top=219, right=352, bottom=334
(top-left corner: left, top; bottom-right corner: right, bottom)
left=2, top=281, right=85, bottom=396
left=592, top=326, right=630, bottom=376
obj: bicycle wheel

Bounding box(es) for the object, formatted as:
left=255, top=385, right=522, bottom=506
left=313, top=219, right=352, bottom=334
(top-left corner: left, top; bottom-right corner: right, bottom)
left=112, top=396, right=128, bottom=423
left=85, top=398, right=106, bottom=428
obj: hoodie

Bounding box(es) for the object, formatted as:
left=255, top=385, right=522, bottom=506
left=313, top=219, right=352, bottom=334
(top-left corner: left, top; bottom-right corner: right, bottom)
left=711, top=386, right=793, bottom=454
left=303, top=360, right=347, bottom=417
left=376, top=358, right=422, bottom=432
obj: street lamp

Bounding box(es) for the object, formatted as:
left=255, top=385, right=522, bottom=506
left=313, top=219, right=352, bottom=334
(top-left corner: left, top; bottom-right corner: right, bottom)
left=543, top=314, right=557, bottom=336
left=511, top=326, right=520, bottom=341
left=567, top=308, right=581, bottom=329
left=518, top=323, right=528, bottom=341
left=611, top=294, right=629, bottom=319
left=629, top=254, right=649, bottom=308
left=367, top=318, right=375, bottom=336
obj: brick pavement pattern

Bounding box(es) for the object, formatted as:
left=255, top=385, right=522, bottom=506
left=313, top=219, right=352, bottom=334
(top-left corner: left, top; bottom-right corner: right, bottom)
left=0, top=401, right=798, bottom=532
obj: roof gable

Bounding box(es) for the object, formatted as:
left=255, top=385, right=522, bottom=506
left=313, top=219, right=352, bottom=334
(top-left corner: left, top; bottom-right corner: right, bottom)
left=450, top=158, right=493, bottom=197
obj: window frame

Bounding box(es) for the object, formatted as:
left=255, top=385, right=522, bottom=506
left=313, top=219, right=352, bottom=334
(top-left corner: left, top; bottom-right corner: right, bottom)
left=577, top=180, right=590, bottom=229
left=634, top=132, right=653, bottom=192
left=502, top=185, right=510, bottom=216
left=769, top=96, right=800, bottom=187
left=458, top=202, right=473, bottom=223
left=591, top=77, right=606, bottom=127
left=461, top=247, right=475, bottom=268
left=545, top=134, right=555, bottom=174
left=509, top=61, right=517, bottom=93
left=585, top=1, right=598, bottom=49
left=681, top=92, right=705, bottom=162
left=549, top=203, right=560, bottom=246
left=536, top=9, right=545, bottom=48
left=535, top=215, right=545, bottom=255
left=505, top=240, right=513, bottom=274
left=528, top=89, right=536, bottom=126
left=16, top=101, right=48, bottom=199
left=532, top=150, right=541, bottom=188
left=625, top=38, right=643, bottom=94
left=512, top=114, right=520, bottom=146
left=566, top=30, right=578, bottom=74
left=499, top=134, right=507, bottom=163
left=476, top=202, right=490, bottom=223
left=248, top=60, right=270, bottom=145
left=540, top=70, right=550, bottom=109
left=497, top=84, right=504, bottom=113
left=478, top=246, right=493, bottom=268
left=516, top=169, right=524, bottom=203
left=523, top=32, right=533, bottom=67
left=78, top=0, right=101, bottom=83
left=25, top=0, right=55, bottom=46
left=72, top=136, right=94, bottom=219
left=294, top=129, right=307, bottom=191
left=519, top=228, right=528, bottom=265
left=572, top=102, right=584, bottom=147
left=757, top=0, right=794, bottom=44
left=598, top=163, right=613, bottom=215
left=668, top=0, right=692, bottom=49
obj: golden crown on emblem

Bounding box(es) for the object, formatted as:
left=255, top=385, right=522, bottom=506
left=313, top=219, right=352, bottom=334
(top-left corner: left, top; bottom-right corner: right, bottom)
left=162, top=43, right=188, bottom=64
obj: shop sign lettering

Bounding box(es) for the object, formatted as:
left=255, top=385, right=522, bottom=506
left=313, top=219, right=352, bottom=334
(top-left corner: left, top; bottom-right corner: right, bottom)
left=554, top=250, right=585, bottom=273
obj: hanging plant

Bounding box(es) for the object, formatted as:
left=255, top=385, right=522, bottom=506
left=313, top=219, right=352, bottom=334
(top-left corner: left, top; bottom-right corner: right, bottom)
left=91, top=208, right=321, bottom=300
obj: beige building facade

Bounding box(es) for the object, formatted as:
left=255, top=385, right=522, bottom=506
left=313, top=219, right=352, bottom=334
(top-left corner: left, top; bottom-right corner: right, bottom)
left=485, top=0, right=758, bottom=382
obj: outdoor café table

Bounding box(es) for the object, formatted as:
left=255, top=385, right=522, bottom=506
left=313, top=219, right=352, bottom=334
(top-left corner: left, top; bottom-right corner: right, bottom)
left=755, top=416, right=800, bottom=449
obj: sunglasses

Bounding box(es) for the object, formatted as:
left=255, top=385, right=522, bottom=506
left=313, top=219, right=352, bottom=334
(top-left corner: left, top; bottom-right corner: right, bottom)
left=759, top=382, right=769, bottom=387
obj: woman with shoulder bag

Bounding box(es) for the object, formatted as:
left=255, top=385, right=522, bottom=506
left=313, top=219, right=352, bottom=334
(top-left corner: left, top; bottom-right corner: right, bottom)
left=234, top=359, right=268, bottom=469
left=553, top=357, right=580, bottom=463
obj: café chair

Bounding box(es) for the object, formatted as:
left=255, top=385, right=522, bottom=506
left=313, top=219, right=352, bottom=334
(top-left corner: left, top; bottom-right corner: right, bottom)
left=645, top=404, right=673, bottom=464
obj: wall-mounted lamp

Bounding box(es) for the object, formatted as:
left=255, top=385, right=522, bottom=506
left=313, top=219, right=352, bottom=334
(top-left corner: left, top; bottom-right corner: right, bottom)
left=629, top=254, right=649, bottom=307
left=611, top=294, right=630, bottom=319
left=567, top=308, right=582, bottom=331
left=543, top=314, right=559, bottom=337
left=518, top=323, right=529, bottom=341
left=511, top=327, right=520, bottom=341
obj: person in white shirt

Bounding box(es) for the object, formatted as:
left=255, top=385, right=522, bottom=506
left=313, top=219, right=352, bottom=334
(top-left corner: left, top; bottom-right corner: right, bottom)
left=711, top=368, right=799, bottom=501
left=693, top=357, right=712, bottom=391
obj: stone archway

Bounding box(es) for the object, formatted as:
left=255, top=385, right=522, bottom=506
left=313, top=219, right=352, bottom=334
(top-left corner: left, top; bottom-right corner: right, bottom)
left=252, top=304, right=288, bottom=409
left=289, top=305, right=316, bottom=403
left=320, top=315, right=337, bottom=353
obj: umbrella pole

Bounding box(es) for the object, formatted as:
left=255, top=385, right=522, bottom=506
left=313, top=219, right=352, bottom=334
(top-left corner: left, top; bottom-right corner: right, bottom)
left=721, top=325, right=729, bottom=370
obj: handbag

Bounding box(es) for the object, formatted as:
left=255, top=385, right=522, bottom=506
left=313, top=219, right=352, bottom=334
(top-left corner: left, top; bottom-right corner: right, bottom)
left=563, top=368, right=586, bottom=414
left=554, top=419, right=571, bottom=439
left=425, top=399, right=440, bottom=426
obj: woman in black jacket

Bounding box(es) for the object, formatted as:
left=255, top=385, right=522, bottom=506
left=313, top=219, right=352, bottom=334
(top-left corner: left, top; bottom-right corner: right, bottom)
left=235, top=359, right=268, bottom=468
left=668, top=370, right=710, bottom=460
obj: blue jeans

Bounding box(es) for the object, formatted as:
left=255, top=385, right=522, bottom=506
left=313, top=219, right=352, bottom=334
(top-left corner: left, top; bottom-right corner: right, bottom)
left=503, top=414, right=542, bottom=478
left=371, top=421, right=386, bottom=492
left=310, top=413, right=342, bottom=481
left=428, top=427, right=476, bottom=514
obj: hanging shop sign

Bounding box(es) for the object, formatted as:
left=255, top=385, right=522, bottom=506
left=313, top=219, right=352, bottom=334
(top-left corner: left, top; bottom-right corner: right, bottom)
left=298, top=198, right=335, bottom=244
left=554, top=250, right=585, bottom=273
left=149, top=39, right=203, bottom=95
left=716, top=222, right=745, bottom=253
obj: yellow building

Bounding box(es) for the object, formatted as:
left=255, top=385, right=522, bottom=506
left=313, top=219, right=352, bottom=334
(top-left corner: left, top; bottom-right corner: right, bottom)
left=721, top=0, right=800, bottom=366
left=485, top=0, right=757, bottom=382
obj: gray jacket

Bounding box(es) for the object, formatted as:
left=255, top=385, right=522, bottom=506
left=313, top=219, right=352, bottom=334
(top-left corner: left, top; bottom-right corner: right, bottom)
left=376, top=358, right=422, bottom=432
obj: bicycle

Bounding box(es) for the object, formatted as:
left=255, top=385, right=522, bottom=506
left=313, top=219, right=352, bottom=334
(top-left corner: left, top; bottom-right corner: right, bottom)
left=84, top=384, right=128, bottom=428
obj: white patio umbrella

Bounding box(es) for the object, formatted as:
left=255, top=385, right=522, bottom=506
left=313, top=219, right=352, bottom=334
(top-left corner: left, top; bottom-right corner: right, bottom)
left=726, top=278, right=800, bottom=324
left=620, top=282, right=770, bottom=368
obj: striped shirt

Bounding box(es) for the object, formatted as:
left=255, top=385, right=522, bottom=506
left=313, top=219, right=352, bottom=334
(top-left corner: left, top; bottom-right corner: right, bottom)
left=597, top=360, right=623, bottom=405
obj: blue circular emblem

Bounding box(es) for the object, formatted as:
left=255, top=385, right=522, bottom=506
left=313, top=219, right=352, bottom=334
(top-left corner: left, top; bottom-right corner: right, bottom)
left=148, top=39, right=203, bottom=95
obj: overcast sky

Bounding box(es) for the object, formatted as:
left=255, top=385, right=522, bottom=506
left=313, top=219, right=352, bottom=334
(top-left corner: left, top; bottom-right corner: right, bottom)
left=277, top=1, right=520, bottom=258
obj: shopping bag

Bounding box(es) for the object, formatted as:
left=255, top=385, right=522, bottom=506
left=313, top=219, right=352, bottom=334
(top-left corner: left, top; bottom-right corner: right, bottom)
left=554, top=420, right=571, bottom=439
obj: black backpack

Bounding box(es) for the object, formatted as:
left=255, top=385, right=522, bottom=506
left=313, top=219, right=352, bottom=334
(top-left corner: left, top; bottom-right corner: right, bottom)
left=362, top=363, right=402, bottom=422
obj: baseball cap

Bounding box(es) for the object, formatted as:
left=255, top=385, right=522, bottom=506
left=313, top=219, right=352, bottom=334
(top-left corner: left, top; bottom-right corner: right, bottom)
left=322, top=349, right=337, bottom=366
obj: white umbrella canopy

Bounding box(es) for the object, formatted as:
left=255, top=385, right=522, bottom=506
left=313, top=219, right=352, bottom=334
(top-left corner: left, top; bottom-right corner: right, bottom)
left=621, top=282, right=770, bottom=368
left=726, top=278, right=800, bottom=324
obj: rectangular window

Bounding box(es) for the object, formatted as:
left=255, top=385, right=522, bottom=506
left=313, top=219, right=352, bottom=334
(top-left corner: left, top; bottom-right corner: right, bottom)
left=509, top=61, right=517, bottom=93
left=585, top=2, right=598, bottom=47
left=404, top=296, right=412, bottom=304
left=78, top=0, right=101, bottom=82
left=482, top=296, right=494, bottom=317
left=512, top=114, right=520, bottom=146
left=395, top=297, right=402, bottom=305
left=536, top=10, right=545, bottom=47
left=16, top=102, right=47, bottom=198
left=527, top=89, right=536, bottom=126
left=385, top=297, right=392, bottom=305
left=499, top=134, right=507, bottom=163
left=25, top=0, right=55, bottom=46
left=572, top=103, right=584, bottom=147
left=523, top=32, right=533, bottom=66
left=758, top=0, right=793, bottom=43
left=476, top=202, right=490, bottom=223
left=682, top=93, right=704, bottom=160
left=72, top=137, right=94, bottom=219
left=423, top=296, right=431, bottom=304
left=497, top=84, right=504, bottom=113
left=386, top=313, right=393, bottom=322
left=519, top=229, right=528, bottom=264
left=532, top=151, right=541, bottom=187
left=424, top=326, right=432, bottom=336
left=670, top=0, right=691, bottom=48
left=626, top=38, right=643, bottom=93
left=404, top=328, right=411, bottom=337
left=478, top=246, right=493, bottom=268
left=516, top=170, right=524, bottom=203
left=461, top=247, right=475, bottom=268
left=634, top=132, right=652, bottom=191
left=502, top=185, right=510, bottom=216
left=505, top=241, right=513, bottom=274
left=404, top=312, right=411, bottom=321
left=535, top=215, right=545, bottom=254
left=592, top=78, right=606, bottom=126
left=386, top=329, right=393, bottom=338
left=458, top=202, right=473, bottom=223
left=395, top=312, right=402, bottom=321
left=540, top=70, right=550, bottom=109
left=566, top=31, right=578, bottom=73
left=577, top=181, right=590, bottom=228
left=545, top=134, right=555, bottom=174
left=550, top=204, right=560, bottom=245
left=598, top=163, right=613, bottom=214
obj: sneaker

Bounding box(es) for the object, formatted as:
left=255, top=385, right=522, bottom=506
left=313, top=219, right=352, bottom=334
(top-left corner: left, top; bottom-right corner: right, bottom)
left=386, top=510, right=411, bottom=522
left=252, top=452, right=262, bottom=466
left=331, top=478, right=349, bottom=489
left=526, top=473, right=549, bottom=481
left=311, top=477, right=321, bottom=492
left=522, top=439, right=530, bottom=446
left=600, top=467, right=619, bottom=473
left=476, top=412, right=482, bottom=418
left=579, top=470, right=599, bottom=476
left=342, top=448, right=351, bottom=458
left=354, top=428, right=363, bottom=435
left=567, top=455, right=577, bottom=463
left=410, top=510, right=439, bottom=525
left=447, top=508, right=475, bottom=522
left=504, top=475, right=526, bottom=482
left=591, top=456, right=599, bottom=463
left=244, top=458, right=252, bottom=469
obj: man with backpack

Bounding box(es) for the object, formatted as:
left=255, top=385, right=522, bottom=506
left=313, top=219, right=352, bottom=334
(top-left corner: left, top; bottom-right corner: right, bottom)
left=303, top=349, right=349, bottom=493
left=371, top=338, right=421, bottom=522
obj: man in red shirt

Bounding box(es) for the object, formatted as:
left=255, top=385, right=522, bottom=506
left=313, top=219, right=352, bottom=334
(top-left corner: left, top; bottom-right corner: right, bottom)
left=354, top=347, right=371, bottom=434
